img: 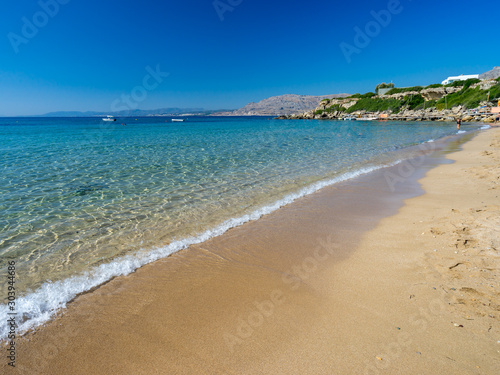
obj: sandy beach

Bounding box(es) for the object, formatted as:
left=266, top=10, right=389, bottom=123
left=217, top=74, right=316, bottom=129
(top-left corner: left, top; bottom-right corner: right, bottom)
left=3, top=126, right=499, bottom=375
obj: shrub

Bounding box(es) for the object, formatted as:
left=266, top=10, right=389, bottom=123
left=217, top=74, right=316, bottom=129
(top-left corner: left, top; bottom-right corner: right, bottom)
left=487, top=81, right=500, bottom=101
left=345, top=97, right=403, bottom=113
left=425, top=84, right=443, bottom=89
left=445, top=78, right=480, bottom=88
left=402, top=94, right=425, bottom=110
left=414, top=100, right=437, bottom=110
left=325, top=104, right=346, bottom=113
left=385, top=86, right=424, bottom=95
left=348, top=92, right=376, bottom=99
left=462, top=79, right=480, bottom=90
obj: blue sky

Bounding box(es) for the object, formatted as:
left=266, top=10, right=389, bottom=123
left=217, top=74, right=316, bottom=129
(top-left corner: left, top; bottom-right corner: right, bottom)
left=0, top=0, right=498, bottom=116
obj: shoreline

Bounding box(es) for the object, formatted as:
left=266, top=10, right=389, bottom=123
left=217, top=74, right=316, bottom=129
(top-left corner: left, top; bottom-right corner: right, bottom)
left=342, top=126, right=500, bottom=374
left=0, top=121, right=471, bottom=343
left=277, top=113, right=498, bottom=123
left=0, top=159, right=401, bottom=342
left=3, top=127, right=499, bottom=374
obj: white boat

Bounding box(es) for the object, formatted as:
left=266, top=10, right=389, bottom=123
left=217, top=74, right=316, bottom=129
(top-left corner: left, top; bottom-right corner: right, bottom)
left=102, top=115, right=116, bottom=122
left=172, top=119, right=184, bottom=122
left=343, top=115, right=356, bottom=121
left=356, top=117, right=376, bottom=121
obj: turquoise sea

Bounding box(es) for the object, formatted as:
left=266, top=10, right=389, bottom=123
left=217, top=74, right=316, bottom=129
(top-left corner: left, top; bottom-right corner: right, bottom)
left=0, top=116, right=485, bottom=339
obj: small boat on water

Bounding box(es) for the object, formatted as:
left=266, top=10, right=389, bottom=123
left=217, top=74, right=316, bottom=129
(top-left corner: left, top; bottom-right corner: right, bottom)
left=102, top=115, right=116, bottom=122
left=356, top=117, right=376, bottom=121
left=343, top=115, right=356, bottom=121
left=172, top=119, right=185, bottom=122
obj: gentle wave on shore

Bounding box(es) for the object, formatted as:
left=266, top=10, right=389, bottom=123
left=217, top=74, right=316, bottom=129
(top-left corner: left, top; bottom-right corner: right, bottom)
left=0, top=116, right=484, bottom=340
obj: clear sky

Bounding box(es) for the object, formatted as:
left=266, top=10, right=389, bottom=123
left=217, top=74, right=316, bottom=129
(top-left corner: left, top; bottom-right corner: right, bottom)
left=1, top=0, right=498, bottom=116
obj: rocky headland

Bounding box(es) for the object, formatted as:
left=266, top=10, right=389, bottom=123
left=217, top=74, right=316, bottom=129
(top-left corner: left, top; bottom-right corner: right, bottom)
left=277, top=68, right=500, bottom=123
left=213, top=94, right=349, bottom=116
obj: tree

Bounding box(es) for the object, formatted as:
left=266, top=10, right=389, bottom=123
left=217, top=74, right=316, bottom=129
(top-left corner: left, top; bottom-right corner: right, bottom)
left=375, top=82, right=395, bottom=93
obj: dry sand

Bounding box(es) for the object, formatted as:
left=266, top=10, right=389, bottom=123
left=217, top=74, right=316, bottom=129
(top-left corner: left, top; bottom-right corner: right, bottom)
left=3, top=127, right=499, bottom=374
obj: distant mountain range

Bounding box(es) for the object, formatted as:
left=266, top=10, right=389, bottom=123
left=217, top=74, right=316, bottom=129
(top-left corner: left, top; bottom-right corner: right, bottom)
left=213, top=94, right=350, bottom=116
left=35, top=94, right=350, bottom=117
left=38, top=108, right=222, bottom=117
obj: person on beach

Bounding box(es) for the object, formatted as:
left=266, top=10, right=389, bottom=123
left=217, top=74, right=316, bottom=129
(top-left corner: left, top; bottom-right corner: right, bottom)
left=456, top=118, right=462, bottom=129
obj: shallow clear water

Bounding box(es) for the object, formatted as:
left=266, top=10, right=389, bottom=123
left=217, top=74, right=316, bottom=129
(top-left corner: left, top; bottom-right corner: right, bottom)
left=0, top=116, right=482, bottom=339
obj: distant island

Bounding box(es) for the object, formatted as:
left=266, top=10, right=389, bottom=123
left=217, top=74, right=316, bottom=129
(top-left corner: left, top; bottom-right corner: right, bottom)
left=277, top=67, right=500, bottom=122
left=34, top=94, right=350, bottom=118
left=36, top=108, right=226, bottom=117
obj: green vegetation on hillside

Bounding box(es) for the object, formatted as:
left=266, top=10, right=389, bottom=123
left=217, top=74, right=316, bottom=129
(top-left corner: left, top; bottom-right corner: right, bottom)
left=315, top=94, right=428, bottom=115
left=436, top=81, right=500, bottom=109
left=445, top=78, right=480, bottom=88
left=383, top=83, right=446, bottom=95
left=385, top=86, right=424, bottom=95
left=347, top=92, right=376, bottom=99
left=318, top=78, right=500, bottom=115
left=425, top=84, right=443, bottom=89
left=345, top=97, right=402, bottom=113
left=345, top=94, right=424, bottom=113
left=414, top=100, right=437, bottom=110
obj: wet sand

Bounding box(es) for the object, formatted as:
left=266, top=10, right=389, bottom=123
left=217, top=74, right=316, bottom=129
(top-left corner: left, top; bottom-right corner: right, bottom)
left=3, top=127, right=499, bottom=374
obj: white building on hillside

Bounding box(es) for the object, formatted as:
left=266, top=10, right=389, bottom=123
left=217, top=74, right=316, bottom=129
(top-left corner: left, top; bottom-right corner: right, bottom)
left=441, top=74, right=479, bottom=85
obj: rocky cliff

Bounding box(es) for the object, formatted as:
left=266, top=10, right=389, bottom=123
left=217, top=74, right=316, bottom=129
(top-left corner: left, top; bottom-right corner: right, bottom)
left=278, top=78, right=500, bottom=123
left=479, top=66, right=500, bottom=80
left=214, top=94, right=349, bottom=116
